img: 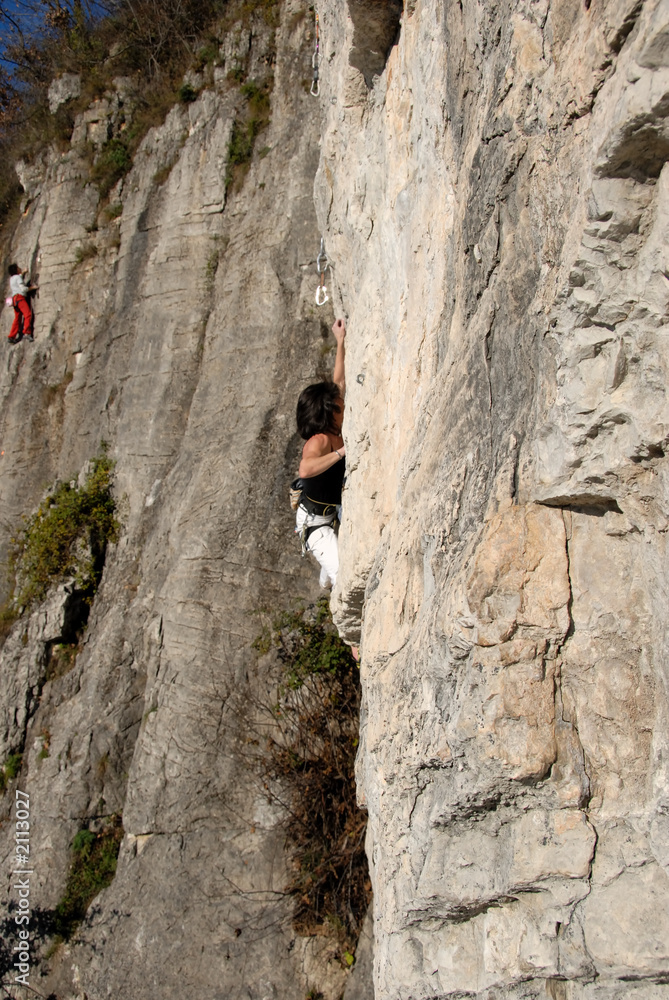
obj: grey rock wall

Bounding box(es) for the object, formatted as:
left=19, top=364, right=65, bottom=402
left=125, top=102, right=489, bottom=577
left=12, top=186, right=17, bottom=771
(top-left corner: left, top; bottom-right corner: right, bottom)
left=314, top=0, right=669, bottom=996
left=2, top=0, right=668, bottom=996
left=0, top=4, right=355, bottom=998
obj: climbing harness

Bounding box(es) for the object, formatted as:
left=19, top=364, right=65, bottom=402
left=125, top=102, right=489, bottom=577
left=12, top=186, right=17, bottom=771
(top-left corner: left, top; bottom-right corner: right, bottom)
left=290, top=478, right=338, bottom=519
left=290, top=479, right=340, bottom=557
left=300, top=495, right=339, bottom=519
left=311, top=9, right=320, bottom=96
left=298, top=507, right=340, bottom=558
left=315, top=237, right=330, bottom=306
left=298, top=515, right=339, bottom=558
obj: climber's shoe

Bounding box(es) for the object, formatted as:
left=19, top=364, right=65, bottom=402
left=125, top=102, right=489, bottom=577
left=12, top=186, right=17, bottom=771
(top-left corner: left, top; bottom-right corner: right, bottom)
left=8, top=335, right=21, bottom=345
left=23, top=334, right=34, bottom=342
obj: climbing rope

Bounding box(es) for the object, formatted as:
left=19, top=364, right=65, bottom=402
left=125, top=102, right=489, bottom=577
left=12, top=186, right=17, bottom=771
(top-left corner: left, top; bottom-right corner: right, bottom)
left=311, top=9, right=320, bottom=96
left=315, top=237, right=330, bottom=306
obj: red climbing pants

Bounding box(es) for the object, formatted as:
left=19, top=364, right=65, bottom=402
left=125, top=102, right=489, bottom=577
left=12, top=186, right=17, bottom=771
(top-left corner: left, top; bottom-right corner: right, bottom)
left=10, top=295, right=32, bottom=340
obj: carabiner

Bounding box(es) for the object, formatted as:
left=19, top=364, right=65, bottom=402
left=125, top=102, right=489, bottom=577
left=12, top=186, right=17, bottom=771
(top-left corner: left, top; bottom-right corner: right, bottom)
left=310, top=77, right=320, bottom=97
left=315, top=283, right=329, bottom=306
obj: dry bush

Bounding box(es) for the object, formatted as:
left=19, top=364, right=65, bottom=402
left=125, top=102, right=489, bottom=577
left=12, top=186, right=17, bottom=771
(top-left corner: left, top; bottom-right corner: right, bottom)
left=250, top=600, right=371, bottom=955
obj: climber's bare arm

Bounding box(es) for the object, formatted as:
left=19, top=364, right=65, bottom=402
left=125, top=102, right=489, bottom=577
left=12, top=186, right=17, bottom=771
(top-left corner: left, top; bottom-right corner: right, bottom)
left=332, top=318, right=346, bottom=396
left=299, top=433, right=346, bottom=479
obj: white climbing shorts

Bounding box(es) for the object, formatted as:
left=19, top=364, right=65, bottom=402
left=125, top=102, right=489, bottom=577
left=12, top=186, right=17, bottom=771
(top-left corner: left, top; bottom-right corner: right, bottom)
left=295, top=505, right=340, bottom=589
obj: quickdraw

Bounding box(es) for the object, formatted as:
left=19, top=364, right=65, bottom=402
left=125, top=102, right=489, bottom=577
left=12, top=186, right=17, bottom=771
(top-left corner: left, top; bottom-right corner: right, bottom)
left=311, top=10, right=320, bottom=96
left=315, top=236, right=330, bottom=306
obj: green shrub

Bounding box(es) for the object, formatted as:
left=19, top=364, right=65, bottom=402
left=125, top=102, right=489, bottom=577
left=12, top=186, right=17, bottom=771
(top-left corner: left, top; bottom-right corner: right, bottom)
left=90, top=138, right=131, bottom=199
left=0, top=752, right=24, bottom=793
left=4, top=753, right=23, bottom=780
left=52, top=815, right=123, bottom=939
left=225, top=116, right=261, bottom=192
left=10, top=450, right=120, bottom=611
left=71, top=829, right=95, bottom=853
left=254, top=598, right=352, bottom=690
left=204, top=247, right=220, bottom=290
left=240, top=79, right=270, bottom=118
left=0, top=603, right=19, bottom=642
left=225, top=76, right=273, bottom=194
left=178, top=82, right=198, bottom=104
left=194, top=40, right=221, bottom=71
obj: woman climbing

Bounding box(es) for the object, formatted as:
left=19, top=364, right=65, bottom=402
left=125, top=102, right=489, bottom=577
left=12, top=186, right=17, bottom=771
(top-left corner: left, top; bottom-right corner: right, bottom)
left=295, top=318, right=347, bottom=590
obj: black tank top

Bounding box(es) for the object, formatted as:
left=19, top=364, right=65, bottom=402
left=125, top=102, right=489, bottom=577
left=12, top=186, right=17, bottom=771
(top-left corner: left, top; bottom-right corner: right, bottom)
left=301, top=455, right=345, bottom=505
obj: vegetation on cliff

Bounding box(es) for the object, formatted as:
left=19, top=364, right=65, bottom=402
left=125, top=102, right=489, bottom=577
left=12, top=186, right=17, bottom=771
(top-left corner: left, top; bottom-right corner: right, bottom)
left=226, top=77, right=272, bottom=193
left=0, top=752, right=23, bottom=795
left=51, top=814, right=124, bottom=941
left=1, top=449, right=119, bottom=630
left=0, top=0, right=280, bottom=227
left=252, top=600, right=371, bottom=961
left=0, top=813, right=124, bottom=976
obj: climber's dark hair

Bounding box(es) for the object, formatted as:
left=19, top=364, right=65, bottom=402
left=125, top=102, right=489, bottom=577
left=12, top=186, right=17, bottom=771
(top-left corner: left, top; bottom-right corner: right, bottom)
left=296, top=381, right=342, bottom=440
left=8, top=264, right=20, bottom=276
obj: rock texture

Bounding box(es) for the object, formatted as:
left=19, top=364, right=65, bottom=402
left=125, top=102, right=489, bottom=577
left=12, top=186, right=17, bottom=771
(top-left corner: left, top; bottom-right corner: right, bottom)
left=314, top=0, right=669, bottom=996
left=0, top=5, right=357, bottom=998
left=2, top=0, right=669, bottom=996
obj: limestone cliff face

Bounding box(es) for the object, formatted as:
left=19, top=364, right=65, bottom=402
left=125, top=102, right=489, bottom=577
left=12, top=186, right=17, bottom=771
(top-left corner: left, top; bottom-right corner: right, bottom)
left=0, top=5, right=354, bottom=998
left=1, top=0, right=668, bottom=998
left=315, top=0, right=669, bottom=996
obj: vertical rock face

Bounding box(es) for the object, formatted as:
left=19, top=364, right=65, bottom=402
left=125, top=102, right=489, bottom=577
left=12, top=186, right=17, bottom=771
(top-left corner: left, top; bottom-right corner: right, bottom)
left=315, top=0, right=669, bottom=996
left=0, top=5, right=353, bottom=998
left=1, top=0, right=668, bottom=995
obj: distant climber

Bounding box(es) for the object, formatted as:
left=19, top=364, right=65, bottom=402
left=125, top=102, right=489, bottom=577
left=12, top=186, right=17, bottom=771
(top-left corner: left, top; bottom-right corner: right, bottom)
left=294, top=318, right=347, bottom=590
left=7, top=264, right=37, bottom=344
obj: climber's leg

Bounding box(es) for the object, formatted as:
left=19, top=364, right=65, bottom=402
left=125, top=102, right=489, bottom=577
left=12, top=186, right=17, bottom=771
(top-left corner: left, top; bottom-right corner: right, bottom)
left=9, top=296, right=32, bottom=341
left=9, top=305, right=22, bottom=341
left=306, top=523, right=339, bottom=589
left=17, top=296, right=32, bottom=338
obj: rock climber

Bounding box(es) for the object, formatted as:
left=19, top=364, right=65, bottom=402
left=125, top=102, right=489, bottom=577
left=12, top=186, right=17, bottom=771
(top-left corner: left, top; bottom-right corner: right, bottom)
left=295, top=317, right=347, bottom=590
left=7, top=264, right=37, bottom=344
